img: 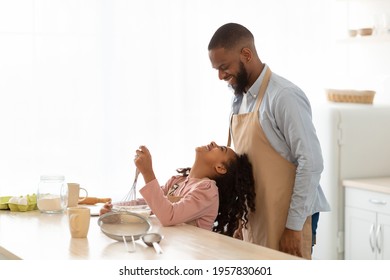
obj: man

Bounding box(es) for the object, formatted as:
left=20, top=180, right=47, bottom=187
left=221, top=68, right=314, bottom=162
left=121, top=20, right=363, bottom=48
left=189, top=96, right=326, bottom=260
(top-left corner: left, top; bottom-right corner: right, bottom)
left=208, top=23, right=330, bottom=259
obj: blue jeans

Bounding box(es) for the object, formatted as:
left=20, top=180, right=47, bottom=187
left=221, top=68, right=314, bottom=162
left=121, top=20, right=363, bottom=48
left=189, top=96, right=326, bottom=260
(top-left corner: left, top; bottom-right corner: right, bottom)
left=311, top=212, right=320, bottom=252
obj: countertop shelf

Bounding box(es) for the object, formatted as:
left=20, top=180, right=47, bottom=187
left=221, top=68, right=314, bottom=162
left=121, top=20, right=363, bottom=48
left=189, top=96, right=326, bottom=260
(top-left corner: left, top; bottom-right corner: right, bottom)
left=343, top=177, right=390, bottom=194
left=338, top=34, right=390, bottom=43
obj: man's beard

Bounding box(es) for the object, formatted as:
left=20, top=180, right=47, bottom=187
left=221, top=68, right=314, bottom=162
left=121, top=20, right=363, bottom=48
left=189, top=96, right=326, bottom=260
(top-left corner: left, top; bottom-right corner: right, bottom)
left=229, top=62, right=249, bottom=96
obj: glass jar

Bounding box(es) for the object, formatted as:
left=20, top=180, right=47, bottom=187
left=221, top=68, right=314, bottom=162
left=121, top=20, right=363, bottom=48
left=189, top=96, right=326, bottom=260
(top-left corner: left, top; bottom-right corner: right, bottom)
left=37, top=175, right=68, bottom=213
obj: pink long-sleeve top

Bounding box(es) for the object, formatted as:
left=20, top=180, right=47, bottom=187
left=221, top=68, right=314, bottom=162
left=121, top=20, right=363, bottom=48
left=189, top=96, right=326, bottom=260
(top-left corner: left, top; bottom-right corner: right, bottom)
left=139, top=175, right=219, bottom=231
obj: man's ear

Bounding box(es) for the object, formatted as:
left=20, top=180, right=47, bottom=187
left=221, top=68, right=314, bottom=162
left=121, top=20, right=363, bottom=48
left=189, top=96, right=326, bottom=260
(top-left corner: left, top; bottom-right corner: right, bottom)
left=240, top=47, right=252, bottom=63
left=215, top=163, right=227, bottom=175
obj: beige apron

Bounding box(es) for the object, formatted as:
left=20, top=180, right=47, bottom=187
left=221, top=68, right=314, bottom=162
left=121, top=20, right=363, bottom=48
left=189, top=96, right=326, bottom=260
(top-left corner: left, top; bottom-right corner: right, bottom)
left=228, top=67, right=312, bottom=259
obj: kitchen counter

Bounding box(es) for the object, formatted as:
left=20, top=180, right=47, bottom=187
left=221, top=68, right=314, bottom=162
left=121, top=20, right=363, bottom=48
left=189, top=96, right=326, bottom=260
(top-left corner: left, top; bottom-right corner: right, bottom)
left=343, top=177, right=390, bottom=194
left=0, top=208, right=300, bottom=260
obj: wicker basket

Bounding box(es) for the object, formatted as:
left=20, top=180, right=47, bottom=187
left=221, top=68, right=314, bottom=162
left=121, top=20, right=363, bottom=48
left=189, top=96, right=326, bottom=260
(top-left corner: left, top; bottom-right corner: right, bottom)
left=326, top=89, right=375, bottom=104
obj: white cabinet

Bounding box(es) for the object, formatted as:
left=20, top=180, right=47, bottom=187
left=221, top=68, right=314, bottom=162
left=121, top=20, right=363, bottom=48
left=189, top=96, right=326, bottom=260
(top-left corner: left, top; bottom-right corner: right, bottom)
left=344, top=180, right=390, bottom=260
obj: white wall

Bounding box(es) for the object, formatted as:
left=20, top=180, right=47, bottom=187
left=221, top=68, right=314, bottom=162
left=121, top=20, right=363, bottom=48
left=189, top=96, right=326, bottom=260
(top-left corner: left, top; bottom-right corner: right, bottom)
left=0, top=0, right=340, bottom=200
left=328, top=0, right=390, bottom=104
left=0, top=0, right=105, bottom=196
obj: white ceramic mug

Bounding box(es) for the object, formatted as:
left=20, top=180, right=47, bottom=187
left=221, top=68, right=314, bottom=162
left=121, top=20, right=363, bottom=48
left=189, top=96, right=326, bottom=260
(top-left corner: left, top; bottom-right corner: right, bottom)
left=67, top=183, right=88, bottom=207
left=67, top=206, right=90, bottom=238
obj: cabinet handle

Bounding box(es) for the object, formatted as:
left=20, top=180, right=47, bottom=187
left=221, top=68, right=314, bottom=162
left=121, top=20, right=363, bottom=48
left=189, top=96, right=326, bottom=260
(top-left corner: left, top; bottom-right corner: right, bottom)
left=376, top=224, right=382, bottom=255
left=369, top=224, right=375, bottom=253
left=369, top=199, right=387, bottom=205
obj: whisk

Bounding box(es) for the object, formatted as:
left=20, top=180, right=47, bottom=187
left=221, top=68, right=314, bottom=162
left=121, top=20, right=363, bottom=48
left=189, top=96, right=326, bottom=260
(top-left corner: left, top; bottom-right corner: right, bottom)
left=121, top=168, right=140, bottom=203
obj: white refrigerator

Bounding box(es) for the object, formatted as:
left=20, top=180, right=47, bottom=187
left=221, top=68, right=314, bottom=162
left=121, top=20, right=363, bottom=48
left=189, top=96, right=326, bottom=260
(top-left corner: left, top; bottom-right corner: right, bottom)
left=311, top=103, right=390, bottom=260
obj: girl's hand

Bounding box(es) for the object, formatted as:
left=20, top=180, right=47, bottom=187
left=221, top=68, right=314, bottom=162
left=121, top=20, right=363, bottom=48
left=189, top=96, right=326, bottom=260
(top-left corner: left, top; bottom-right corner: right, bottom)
left=134, top=145, right=156, bottom=183
left=99, top=201, right=113, bottom=215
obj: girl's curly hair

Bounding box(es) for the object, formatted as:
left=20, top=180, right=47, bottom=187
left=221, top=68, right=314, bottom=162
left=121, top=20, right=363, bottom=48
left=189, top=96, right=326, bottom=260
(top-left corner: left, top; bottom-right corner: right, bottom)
left=176, top=153, right=255, bottom=237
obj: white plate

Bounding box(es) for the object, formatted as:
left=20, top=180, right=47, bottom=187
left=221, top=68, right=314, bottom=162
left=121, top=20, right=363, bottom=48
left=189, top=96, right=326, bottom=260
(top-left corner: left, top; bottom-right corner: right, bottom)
left=84, top=204, right=102, bottom=216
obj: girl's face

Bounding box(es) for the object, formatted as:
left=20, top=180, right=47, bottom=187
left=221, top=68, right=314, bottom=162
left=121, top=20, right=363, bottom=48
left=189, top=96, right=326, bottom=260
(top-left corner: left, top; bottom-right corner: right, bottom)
left=195, top=141, right=236, bottom=175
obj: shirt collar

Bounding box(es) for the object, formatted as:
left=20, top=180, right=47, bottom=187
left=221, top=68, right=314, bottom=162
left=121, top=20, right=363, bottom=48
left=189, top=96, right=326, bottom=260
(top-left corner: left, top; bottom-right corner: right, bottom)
left=232, top=64, right=268, bottom=113
left=247, top=64, right=268, bottom=99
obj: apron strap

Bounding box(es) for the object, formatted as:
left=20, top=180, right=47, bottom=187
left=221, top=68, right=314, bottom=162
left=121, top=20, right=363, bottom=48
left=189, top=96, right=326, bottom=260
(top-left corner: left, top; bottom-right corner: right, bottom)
left=227, top=112, right=233, bottom=147
left=254, top=67, right=271, bottom=112
left=227, top=66, right=272, bottom=148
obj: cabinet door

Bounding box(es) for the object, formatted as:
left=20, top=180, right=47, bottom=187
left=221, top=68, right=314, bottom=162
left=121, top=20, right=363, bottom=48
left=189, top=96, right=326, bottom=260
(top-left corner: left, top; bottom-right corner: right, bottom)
left=345, top=207, right=376, bottom=260
left=377, top=213, right=390, bottom=260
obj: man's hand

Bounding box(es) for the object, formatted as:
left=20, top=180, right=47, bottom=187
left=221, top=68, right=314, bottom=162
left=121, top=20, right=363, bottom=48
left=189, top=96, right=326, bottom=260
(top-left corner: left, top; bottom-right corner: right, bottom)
left=279, top=228, right=303, bottom=257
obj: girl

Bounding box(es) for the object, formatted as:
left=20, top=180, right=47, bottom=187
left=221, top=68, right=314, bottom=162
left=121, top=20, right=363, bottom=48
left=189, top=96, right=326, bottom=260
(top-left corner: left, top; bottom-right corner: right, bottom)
left=100, top=141, right=255, bottom=237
